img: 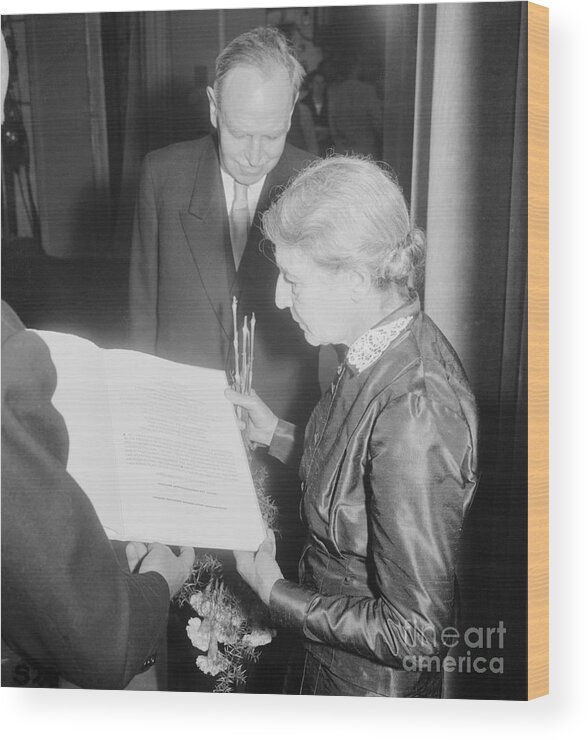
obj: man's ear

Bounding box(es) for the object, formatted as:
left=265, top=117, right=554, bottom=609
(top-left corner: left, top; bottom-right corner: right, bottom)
left=207, top=86, right=218, bottom=129
left=286, top=92, right=300, bottom=132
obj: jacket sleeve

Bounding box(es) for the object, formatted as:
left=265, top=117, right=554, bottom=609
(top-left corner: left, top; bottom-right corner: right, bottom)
left=129, top=153, right=159, bottom=354
left=268, top=419, right=304, bottom=467
left=269, top=393, right=477, bottom=669
left=1, top=320, right=170, bottom=689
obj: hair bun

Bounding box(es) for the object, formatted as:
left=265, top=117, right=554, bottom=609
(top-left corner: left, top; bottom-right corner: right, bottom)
left=390, top=228, right=426, bottom=287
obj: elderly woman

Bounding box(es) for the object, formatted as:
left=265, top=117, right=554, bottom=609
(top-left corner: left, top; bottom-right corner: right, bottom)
left=227, top=155, right=479, bottom=697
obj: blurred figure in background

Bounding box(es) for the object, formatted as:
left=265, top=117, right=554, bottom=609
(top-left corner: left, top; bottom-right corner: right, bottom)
left=328, top=58, right=382, bottom=159
left=301, top=68, right=332, bottom=157
left=286, top=98, right=319, bottom=155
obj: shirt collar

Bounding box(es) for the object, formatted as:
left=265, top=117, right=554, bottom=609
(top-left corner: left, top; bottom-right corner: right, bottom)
left=345, top=290, right=420, bottom=375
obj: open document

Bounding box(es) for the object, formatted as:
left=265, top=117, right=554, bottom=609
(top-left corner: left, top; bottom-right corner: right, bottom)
left=33, top=330, right=265, bottom=551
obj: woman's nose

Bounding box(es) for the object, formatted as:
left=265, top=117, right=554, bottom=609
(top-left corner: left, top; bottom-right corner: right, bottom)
left=275, top=274, right=291, bottom=309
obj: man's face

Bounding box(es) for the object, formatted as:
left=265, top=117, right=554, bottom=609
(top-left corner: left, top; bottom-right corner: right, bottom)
left=208, top=65, right=295, bottom=186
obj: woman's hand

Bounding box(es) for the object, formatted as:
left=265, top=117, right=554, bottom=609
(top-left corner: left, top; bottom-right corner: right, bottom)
left=224, top=388, right=279, bottom=447
left=234, top=530, right=283, bottom=606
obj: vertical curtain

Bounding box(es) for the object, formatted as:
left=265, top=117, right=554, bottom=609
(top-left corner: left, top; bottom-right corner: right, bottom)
left=408, top=2, right=528, bottom=699
left=382, top=3, right=418, bottom=196
left=421, top=2, right=526, bottom=399
left=409, top=3, right=436, bottom=229
left=111, top=11, right=172, bottom=256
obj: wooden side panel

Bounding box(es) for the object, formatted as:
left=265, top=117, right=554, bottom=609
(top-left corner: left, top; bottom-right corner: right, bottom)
left=527, top=0, right=549, bottom=701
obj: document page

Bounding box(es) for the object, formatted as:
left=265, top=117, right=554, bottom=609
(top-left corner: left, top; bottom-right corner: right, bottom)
left=35, top=330, right=265, bottom=551
left=34, top=330, right=123, bottom=537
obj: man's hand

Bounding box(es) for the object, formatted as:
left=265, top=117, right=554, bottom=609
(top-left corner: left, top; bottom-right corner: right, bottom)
left=136, top=543, right=195, bottom=599
left=125, top=541, right=148, bottom=573
left=234, top=530, right=283, bottom=606
left=224, top=388, right=279, bottom=447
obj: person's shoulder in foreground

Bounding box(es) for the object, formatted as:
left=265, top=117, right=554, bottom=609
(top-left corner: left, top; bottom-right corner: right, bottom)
left=1, top=301, right=191, bottom=689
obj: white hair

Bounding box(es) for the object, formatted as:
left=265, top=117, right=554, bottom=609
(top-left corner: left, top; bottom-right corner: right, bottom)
left=262, top=155, right=426, bottom=289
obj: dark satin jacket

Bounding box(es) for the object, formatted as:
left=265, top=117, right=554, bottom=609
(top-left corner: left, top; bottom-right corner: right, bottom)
left=268, top=294, right=479, bottom=696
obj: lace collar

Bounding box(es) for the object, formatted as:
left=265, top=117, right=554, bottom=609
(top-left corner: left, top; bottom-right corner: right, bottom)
left=346, top=315, right=413, bottom=374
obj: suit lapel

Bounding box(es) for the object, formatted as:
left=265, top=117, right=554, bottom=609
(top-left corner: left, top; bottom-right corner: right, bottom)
left=179, top=138, right=236, bottom=341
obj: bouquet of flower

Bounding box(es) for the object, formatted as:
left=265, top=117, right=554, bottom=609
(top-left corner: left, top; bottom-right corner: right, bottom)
left=177, top=552, right=277, bottom=692
left=175, top=298, right=278, bottom=692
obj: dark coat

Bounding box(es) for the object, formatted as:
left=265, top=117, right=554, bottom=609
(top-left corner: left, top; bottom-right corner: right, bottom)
left=1, top=301, right=170, bottom=689
left=129, top=135, right=319, bottom=426
left=269, top=295, right=480, bottom=696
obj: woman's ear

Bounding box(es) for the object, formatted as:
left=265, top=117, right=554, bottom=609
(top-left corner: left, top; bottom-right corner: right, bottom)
left=347, top=268, right=371, bottom=301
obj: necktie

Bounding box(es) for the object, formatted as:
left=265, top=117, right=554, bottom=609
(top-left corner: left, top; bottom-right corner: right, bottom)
left=229, top=181, right=250, bottom=269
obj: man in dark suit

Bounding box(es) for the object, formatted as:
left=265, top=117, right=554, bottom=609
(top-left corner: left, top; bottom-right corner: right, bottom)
left=129, top=26, right=321, bottom=693
left=129, top=26, right=319, bottom=428
left=0, top=34, right=194, bottom=692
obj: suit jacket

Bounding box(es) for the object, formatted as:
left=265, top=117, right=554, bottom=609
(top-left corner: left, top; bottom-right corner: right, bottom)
left=129, top=135, right=320, bottom=426
left=1, top=301, right=170, bottom=689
